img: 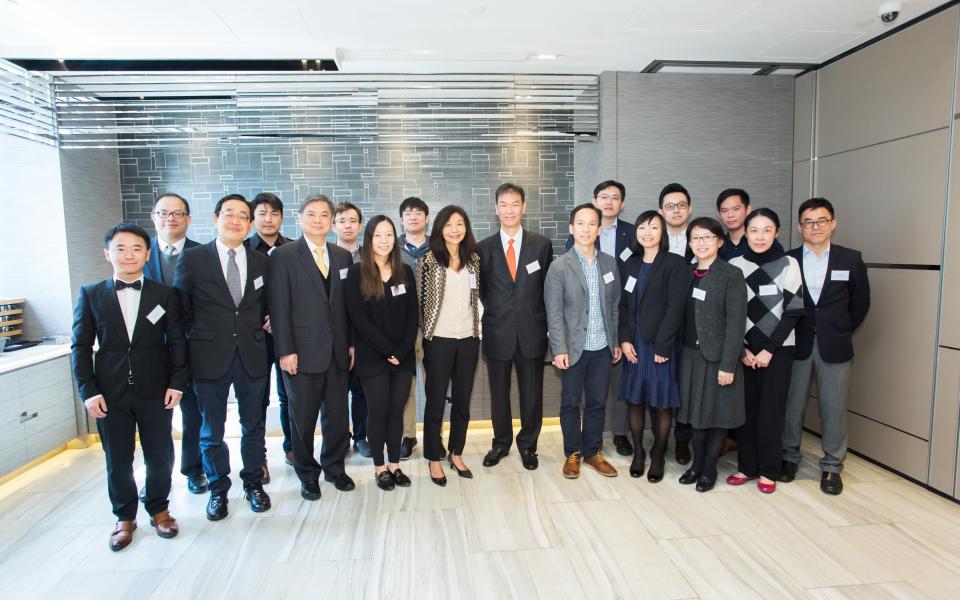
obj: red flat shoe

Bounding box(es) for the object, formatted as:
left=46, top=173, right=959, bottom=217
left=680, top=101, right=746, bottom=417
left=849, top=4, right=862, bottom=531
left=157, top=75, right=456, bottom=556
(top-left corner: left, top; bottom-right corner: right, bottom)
left=725, top=473, right=758, bottom=486
left=757, top=479, right=777, bottom=494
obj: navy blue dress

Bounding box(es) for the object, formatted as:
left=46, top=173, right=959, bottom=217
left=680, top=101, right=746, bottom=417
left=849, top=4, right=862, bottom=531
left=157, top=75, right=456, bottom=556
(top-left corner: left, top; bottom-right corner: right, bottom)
left=619, top=262, right=681, bottom=408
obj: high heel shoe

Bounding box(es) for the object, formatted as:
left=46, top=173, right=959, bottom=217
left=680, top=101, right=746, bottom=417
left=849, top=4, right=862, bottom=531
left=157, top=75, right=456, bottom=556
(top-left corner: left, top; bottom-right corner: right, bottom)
left=629, top=450, right=646, bottom=478
left=428, top=460, right=447, bottom=487
left=447, top=454, right=473, bottom=479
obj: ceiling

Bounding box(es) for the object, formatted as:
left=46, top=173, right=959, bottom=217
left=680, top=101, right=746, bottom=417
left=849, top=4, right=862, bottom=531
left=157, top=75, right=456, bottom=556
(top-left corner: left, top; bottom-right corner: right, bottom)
left=0, top=0, right=952, bottom=73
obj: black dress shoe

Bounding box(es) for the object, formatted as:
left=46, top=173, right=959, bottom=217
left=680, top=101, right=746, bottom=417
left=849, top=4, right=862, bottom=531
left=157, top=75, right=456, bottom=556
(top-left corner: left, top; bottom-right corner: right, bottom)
left=629, top=450, right=646, bottom=478
left=244, top=484, right=271, bottom=513
left=324, top=472, right=356, bottom=492
left=675, top=442, right=691, bottom=465
left=206, top=491, right=228, bottom=521
left=820, top=472, right=843, bottom=495
left=428, top=462, right=447, bottom=487
left=390, top=468, right=412, bottom=487
left=399, top=437, right=417, bottom=461
left=448, top=455, right=473, bottom=478
left=376, top=471, right=396, bottom=491
left=780, top=460, right=799, bottom=483
left=187, top=474, right=209, bottom=495
left=520, top=449, right=539, bottom=471
left=647, top=456, right=665, bottom=483
left=354, top=439, right=372, bottom=458
left=483, top=447, right=508, bottom=467
left=613, top=435, right=634, bottom=456
left=695, top=476, right=716, bottom=493
left=678, top=468, right=700, bottom=485
left=300, top=481, right=322, bottom=501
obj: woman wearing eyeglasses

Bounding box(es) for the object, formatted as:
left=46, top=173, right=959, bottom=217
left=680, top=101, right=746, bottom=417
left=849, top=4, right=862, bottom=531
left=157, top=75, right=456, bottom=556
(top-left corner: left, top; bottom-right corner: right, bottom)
left=727, top=208, right=804, bottom=494
left=676, top=217, right=747, bottom=492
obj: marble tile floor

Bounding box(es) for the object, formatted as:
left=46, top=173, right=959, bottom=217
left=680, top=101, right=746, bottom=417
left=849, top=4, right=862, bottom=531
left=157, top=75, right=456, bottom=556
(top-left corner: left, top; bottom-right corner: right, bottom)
left=1, top=426, right=958, bottom=599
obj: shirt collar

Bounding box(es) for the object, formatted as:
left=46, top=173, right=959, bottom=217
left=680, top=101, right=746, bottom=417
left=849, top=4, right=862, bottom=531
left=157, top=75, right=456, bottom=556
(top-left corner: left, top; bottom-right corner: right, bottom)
left=160, top=237, right=186, bottom=253
left=216, top=238, right=244, bottom=257
left=304, top=236, right=325, bottom=254
left=500, top=228, right=522, bottom=246
left=114, top=275, right=145, bottom=289
left=803, top=243, right=830, bottom=259
left=601, top=220, right=618, bottom=233
left=573, top=246, right=596, bottom=263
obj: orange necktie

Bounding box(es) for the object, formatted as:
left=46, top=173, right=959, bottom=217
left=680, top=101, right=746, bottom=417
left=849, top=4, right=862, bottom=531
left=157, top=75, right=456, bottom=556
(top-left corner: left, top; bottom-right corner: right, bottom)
left=507, top=238, right=517, bottom=281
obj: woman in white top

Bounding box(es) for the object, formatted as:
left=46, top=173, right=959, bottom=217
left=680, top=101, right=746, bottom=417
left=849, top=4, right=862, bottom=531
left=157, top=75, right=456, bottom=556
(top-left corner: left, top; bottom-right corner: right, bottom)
left=417, top=205, right=481, bottom=486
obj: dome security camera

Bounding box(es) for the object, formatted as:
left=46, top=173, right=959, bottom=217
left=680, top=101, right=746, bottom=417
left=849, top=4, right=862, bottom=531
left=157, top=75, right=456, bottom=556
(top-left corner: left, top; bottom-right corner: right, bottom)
left=879, top=1, right=902, bottom=24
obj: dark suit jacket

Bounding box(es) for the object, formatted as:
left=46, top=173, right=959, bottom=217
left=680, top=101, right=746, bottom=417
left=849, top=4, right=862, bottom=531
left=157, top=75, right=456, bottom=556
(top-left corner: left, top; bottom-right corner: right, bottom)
left=173, top=241, right=270, bottom=380
left=617, top=251, right=689, bottom=357
left=144, top=237, right=200, bottom=284
left=565, top=217, right=633, bottom=277
left=267, top=237, right=352, bottom=374
left=787, top=244, right=870, bottom=363
left=477, top=229, right=554, bottom=361
left=687, top=259, right=748, bottom=373
left=71, top=278, right=187, bottom=403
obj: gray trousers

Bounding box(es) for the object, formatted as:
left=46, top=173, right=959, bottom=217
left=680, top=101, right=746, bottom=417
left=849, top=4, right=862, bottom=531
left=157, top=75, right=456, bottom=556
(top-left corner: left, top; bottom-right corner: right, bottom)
left=782, top=339, right=851, bottom=473
left=603, top=360, right=629, bottom=436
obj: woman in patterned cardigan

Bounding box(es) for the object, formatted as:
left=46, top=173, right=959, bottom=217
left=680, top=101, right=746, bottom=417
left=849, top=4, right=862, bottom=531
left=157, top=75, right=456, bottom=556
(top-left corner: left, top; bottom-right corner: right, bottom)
left=418, top=205, right=481, bottom=486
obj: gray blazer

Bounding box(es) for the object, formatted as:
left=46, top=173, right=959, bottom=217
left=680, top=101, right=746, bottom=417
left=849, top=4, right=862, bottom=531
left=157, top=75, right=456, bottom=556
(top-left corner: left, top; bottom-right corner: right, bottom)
left=544, top=247, right=620, bottom=365
left=689, top=258, right=747, bottom=373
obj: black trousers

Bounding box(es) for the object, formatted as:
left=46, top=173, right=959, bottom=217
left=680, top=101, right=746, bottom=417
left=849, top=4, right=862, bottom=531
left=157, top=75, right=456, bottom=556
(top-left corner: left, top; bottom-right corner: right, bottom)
left=176, top=384, right=204, bottom=478
left=98, top=386, right=174, bottom=521
left=736, top=349, right=794, bottom=480
left=361, top=370, right=413, bottom=465
left=262, top=333, right=291, bottom=452
left=422, top=336, right=480, bottom=461
left=349, top=372, right=368, bottom=442
left=282, top=364, right=349, bottom=483
left=486, top=343, right=545, bottom=453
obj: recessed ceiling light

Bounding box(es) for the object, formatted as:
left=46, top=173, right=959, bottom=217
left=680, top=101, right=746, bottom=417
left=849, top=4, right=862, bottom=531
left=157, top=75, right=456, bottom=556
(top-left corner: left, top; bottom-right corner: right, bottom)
left=530, top=53, right=560, bottom=61
left=468, top=5, right=486, bottom=16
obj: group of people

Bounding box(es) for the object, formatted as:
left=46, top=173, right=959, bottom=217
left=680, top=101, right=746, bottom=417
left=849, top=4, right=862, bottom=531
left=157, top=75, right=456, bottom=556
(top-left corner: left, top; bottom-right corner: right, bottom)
left=71, top=179, right=870, bottom=553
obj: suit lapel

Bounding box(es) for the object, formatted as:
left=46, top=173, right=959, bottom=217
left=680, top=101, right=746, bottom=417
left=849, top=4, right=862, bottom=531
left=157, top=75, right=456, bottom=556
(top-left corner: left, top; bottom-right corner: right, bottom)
left=296, top=238, right=328, bottom=300
left=818, top=246, right=839, bottom=306
left=326, top=242, right=341, bottom=299
left=129, top=279, right=156, bottom=346
left=104, top=280, right=132, bottom=344
left=636, top=253, right=664, bottom=303
left=569, top=250, right=589, bottom=295
left=240, top=246, right=262, bottom=306
left=146, top=238, right=162, bottom=281
left=206, top=242, right=236, bottom=307
left=514, top=230, right=536, bottom=285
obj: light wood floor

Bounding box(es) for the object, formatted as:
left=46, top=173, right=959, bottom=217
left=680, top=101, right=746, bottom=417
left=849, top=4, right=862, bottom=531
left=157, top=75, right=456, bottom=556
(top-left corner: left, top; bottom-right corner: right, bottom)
left=1, top=425, right=959, bottom=600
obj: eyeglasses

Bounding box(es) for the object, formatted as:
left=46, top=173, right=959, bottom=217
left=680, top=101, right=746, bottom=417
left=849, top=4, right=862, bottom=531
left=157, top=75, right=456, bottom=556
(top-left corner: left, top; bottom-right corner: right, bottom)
left=663, top=202, right=689, bottom=211
left=596, top=194, right=622, bottom=202
left=690, top=234, right=718, bottom=244
left=218, top=212, right=251, bottom=223
left=800, top=217, right=833, bottom=229
left=335, top=218, right=360, bottom=226
left=153, top=210, right=188, bottom=220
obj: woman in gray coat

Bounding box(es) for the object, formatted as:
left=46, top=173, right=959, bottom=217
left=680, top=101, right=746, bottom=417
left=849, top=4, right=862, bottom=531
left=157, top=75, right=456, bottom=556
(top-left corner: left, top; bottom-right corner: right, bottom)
left=676, top=217, right=747, bottom=492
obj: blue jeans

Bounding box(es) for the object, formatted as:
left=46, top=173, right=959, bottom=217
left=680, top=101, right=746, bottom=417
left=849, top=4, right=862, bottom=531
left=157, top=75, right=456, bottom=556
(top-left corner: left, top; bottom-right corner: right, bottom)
left=560, top=348, right=611, bottom=458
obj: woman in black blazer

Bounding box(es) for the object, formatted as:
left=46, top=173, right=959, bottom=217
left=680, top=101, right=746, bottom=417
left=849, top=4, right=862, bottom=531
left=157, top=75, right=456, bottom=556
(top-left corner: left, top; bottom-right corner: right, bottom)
left=618, top=211, right=689, bottom=482
left=345, top=216, right=419, bottom=491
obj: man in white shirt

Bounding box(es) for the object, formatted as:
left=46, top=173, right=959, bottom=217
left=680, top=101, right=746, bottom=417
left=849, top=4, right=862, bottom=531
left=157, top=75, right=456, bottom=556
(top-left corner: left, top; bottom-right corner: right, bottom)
left=658, top=183, right=694, bottom=259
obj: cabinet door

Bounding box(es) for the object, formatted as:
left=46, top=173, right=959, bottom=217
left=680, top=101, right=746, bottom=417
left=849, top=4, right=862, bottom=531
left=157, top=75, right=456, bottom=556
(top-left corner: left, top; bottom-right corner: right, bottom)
left=0, top=371, right=27, bottom=477
left=20, top=358, right=78, bottom=460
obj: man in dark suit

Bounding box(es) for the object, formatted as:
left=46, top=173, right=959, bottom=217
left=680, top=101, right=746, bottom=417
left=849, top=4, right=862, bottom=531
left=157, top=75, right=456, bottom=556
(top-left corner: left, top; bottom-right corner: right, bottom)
left=143, top=193, right=206, bottom=495
left=268, top=194, right=356, bottom=500
left=478, top=183, right=554, bottom=471
left=565, top=180, right=634, bottom=457
left=246, top=192, right=293, bottom=481
left=173, top=194, right=272, bottom=520
left=72, top=223, right=187, bottom=551
left=783, top=197, right=870, bottom=495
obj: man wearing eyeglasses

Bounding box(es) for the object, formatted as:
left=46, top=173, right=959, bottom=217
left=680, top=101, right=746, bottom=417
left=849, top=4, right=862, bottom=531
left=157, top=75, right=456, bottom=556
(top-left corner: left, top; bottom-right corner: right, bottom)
left=782, top=197, right=870, bottom=496
left=173, top=193, right=273, bottom=519
left=658, top=183, right=695, bottom=260
left=144, top=193, right=207, bottom=495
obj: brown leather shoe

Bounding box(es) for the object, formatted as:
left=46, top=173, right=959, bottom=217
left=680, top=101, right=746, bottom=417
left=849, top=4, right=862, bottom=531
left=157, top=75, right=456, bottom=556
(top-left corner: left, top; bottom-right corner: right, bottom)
left=583, top=452, right=618, bottom=477
left=149, top=510, right=179, bottom=539
left=262, top=459, right=271, bottom=484
left=720, top=438, right=738, bottom=457
left=285, top=451, right=294, bottom=466
left=109, top=520, right=136, bottom=552
left=562, top=452, right=582, bottom=479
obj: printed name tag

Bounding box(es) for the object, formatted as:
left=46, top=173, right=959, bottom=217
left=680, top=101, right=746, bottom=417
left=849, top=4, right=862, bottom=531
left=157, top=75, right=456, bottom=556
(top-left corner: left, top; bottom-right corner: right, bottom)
left=624, top=276, right=637, bottom=293
left=602, top=271, right=615, bottom=285
left=526, top=260, right=540, bottom=274
left=758, top=284, right=779, bottom=296
left=253, top=276, right=264, bottom=290
left=146, top=305, right=165, bottom=324
left=468, top=274, right=478, bottom=289
left=340, top=268, right=349, bottom=280
left=831, top=270, right=850, bottom=281
left=619, top=247, right=633, bottom=262
left=692, top=288, right=706, bottom=301
left=391, top=284, right=407, bottom=296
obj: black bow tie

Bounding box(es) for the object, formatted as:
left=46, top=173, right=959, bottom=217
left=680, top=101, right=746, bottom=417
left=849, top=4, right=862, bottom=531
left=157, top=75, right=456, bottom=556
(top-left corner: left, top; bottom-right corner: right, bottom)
left=116, top=279, right=142, bottom=291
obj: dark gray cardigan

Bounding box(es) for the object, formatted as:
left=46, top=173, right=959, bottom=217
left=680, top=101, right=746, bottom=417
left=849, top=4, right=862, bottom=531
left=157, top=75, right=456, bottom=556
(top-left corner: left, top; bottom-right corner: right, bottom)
left=688, top=258, right=748, bottom=373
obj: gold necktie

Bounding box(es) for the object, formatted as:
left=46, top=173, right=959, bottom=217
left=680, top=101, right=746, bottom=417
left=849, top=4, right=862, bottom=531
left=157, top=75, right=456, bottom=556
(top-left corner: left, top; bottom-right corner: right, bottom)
left=314, top=246, right=329, bottom=277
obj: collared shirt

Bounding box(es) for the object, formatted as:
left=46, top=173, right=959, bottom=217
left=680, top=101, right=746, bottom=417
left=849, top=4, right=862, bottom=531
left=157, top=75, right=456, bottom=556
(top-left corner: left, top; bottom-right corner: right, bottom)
left=803, top=243, right=831, bottom=304
left=667, top=230, right=687, bottom=256
left=215, top=239, right=247, bottom=292
left=401, top=235, right=430, bottom=260
left=248, top=233, right=289, bottom=257
left=304, top=237, right=330, bottom=273
left=574, top=247, right=607, bottom=352
left=337, top=244, right=361, bottom=264
left=159, top=237, right=186, bottom=256
left=114, top=276, right=144, bottom=340
left=598, top=221, right=617, bottom=258
left=500, top=228, right=522, bottom=270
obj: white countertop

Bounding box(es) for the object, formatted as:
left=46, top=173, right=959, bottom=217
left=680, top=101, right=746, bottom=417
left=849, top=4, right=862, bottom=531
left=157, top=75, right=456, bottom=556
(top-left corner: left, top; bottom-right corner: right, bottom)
left=0, top=344, right=71, bottom=375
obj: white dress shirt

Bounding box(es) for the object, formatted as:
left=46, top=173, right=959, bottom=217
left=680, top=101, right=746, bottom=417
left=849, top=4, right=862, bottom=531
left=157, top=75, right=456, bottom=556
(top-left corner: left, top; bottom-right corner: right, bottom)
left=500, top=228, right=523, bottom=269
left=215, top=239, right=247, bottom=292
left=598, top=221, right=617, bottom=257
left=305, top=237, right=330, bottom=273
left=115, top=276, right=144, bottom=341
left=667, top=230, right=687, bottom=256
left=160, top=237, right=187, bottom=255
left=803, top=243, right=831, bottom=305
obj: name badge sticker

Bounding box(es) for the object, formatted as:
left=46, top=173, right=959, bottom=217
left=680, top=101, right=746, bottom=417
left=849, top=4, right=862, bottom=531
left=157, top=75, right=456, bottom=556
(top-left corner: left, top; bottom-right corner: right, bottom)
left=602, top=271, right=615, bottom=285
left=831, top=270, right=850, bottom=281
left=253, top=276, right=264, bottom=290
left=146, top=305, right=166, bottom=324
left=619, top=247, right=633, bottom=262
left=468, top=274, right=478, bottom=289
left=340, top=268, right=349, bottom=280
left=624, top=276, right=637, bottom=293
left=692, top=288, right=706, bottom=301
left=526, top=261, right=540, bottom=274
left=392, top=284, right=407, bottom=296
left=758, top=284, right=779, bottom=296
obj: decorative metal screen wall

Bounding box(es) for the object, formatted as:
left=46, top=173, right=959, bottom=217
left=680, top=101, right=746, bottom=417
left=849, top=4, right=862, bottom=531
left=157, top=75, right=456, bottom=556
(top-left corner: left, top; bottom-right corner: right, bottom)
left=0, top=60, right=56, bottom=146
